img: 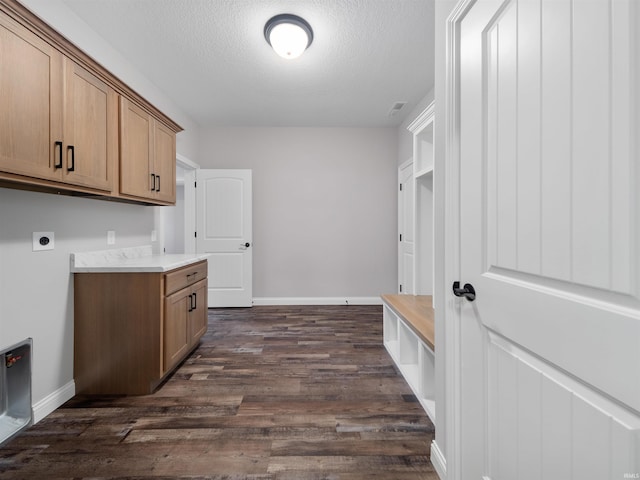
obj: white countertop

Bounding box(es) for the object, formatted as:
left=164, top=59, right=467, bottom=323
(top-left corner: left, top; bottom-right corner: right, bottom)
left=70, top=245, right=210, bottom=273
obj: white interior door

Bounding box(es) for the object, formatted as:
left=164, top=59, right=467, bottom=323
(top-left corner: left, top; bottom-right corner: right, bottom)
left=398, top=159, right=414, bottom=294
left=450, top=0, right=640, bottom=478
left=197, top=169, right=252, bottom=307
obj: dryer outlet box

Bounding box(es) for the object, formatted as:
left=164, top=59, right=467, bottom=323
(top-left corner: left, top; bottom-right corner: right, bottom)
left=32, top=232, right=54, bottom=251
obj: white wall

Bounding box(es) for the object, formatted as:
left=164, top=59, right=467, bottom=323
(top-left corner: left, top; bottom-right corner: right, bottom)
left=0, top=0, right=199, bottom=419
left=0, top=189, right=155, bottom=416
left=198, top=127, right=398, bottom=301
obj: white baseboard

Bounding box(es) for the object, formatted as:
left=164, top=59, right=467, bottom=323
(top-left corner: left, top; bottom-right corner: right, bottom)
left=252, top=297, right=383, bottom=306
left=32, top=380, right=75, bottom=424
left=431, top=439, right=447, bottom=480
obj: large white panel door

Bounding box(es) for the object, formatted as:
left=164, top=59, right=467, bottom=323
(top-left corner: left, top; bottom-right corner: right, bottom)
left=449, top=0, right=640, bottom=478
left=196, top=169, right=252, bottom=307
left=398, top=159, right=414, bottom=294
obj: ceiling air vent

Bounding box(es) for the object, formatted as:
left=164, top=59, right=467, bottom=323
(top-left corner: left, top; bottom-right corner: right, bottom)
left=388, top=101, right=407, bottom=117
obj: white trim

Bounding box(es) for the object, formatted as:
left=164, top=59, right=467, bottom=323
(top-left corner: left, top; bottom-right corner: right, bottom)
left=399, top=157, right=413, bottom=172
left=252, top=297, right=382, bottom=306
left=444, top=1, right=478, bottom=480
left=407, top=101, right=435, bottom=134
left=176, top=154, right=199, bottom=255
left=176, top=153, right=199, bottom=170
left=183, top=169, right=197, bottom=254
left=430, top=439, right=447, bottom=480
left=32, top=380, right=75, bottom=424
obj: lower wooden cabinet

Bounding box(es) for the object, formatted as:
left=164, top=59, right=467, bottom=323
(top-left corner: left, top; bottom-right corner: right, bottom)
left=164, top=278, right=207, bottom=373
left=74, top=261, right=208, bottom=395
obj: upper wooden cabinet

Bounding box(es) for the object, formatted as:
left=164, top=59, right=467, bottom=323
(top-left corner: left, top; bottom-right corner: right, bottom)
left=0, top=13, right=64, bottom=183
left=153, top=121, right=177, bottom=204
left=120, top=98, right=176, bottom=204
left=62, top=59, right=117, bottom=192
left=0, top=13, right=115, bottom=193
left=0, top=0, right=182, bottom=204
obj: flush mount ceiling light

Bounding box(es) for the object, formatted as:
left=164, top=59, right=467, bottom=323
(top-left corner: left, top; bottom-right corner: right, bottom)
left=264, top=14, right=313, bottom=60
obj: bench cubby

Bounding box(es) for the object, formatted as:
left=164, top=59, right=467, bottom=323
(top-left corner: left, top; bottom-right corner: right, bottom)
left=382, top=294, right=435, bottom=423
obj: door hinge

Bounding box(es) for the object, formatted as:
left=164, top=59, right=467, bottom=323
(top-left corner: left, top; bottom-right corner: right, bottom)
left=399, top=234, right=402, bottom=242
left=399, top=183, right=403, bottom=191
left=194, top=181, right=197, bottom=188
left=399, top=284, right=403, bottom=293
left=194, top=231, right=197, bottom=238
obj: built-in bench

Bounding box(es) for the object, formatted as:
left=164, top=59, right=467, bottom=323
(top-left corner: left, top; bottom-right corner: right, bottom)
left=381, top=294, right=435, bottom=423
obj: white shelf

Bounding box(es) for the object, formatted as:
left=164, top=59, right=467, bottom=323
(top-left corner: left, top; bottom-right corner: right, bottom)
left=383, top=306, right=398, bottom=342
left=409, top=103, right=434, bottom=176
left=384, top=340, right=400, bottom=361
left=420, top=398, right=436, bottom=423
left=420, top=342, right=435, bottom=412
left=398, top=322, right=419, bottom=365
left=400, top=363, right=421, bottom=389
left=415, top=166, right=434, bottom=178
left=382, top=300, right=436, bottom=425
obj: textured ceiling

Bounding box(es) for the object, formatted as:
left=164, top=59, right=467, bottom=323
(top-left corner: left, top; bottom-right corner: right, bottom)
left=61, top=0, right=435, bottom=127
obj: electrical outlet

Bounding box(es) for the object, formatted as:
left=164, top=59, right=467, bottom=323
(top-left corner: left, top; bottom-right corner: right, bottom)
left=107, top=230, right=116, bottom=245
left=33, top=232, right=54, bottom=251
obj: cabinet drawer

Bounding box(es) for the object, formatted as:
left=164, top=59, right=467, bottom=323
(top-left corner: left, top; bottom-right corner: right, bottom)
left=165, top=260, right=207, bottom=295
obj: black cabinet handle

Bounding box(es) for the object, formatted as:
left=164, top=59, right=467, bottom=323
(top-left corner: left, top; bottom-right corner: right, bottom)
left=151, top=174, right=156, bottom=191
left=67, top=145, right=75, bottom=172
left=188, top=294, right=193, bottom=312
left=192, top=292, right=197, bottom=311
left=54, top=141, right=63, bottom=169
left=156, top=175, right=160, bottom=192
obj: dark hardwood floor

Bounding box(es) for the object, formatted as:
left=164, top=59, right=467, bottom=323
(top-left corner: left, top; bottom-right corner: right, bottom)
left=0, top=305, right=437, bottom=479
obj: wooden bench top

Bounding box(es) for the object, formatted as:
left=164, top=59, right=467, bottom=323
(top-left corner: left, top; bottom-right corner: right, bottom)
left=381, top=294, right=435, bottom=351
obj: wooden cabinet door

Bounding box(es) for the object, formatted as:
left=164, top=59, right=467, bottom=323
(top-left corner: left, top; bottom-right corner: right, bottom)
left=189, top=279, right=208, bottom=345
left=120, top=97, right=176, bottom=204
left=153, top=121, right=176, bottom=203
left=63, top=59, right=117, bottom=191
left=164, top=278, right=207, bottom=374
left=0, top=14, right=63, bottom=181
left=119, top=97, right=153, bottom=199
left=164, top=286, right=190, bottom=373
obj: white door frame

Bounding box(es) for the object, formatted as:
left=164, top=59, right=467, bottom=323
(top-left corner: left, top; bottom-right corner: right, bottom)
left=155, top=154, right=199, bottom=255
left=443, top=1, right=480, bottom=478
left=177, top=153, right=198, bottom=254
